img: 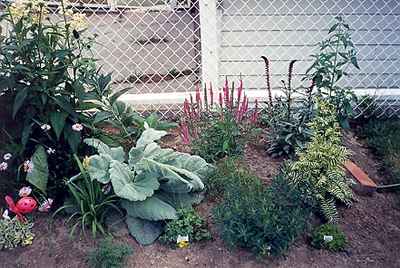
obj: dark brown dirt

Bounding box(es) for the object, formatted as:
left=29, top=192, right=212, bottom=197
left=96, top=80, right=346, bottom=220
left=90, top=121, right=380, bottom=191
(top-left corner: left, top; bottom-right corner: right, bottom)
left=1, top=130, right=400, bottom=268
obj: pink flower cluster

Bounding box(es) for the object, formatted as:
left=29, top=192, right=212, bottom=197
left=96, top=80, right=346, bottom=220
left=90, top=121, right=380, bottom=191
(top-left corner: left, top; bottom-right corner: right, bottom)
left=179, top=79, right=259, bottom=145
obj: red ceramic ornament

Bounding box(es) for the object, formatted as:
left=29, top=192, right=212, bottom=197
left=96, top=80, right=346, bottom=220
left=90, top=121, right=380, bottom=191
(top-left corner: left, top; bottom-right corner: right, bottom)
left=16, top=197, right=37, bottom=214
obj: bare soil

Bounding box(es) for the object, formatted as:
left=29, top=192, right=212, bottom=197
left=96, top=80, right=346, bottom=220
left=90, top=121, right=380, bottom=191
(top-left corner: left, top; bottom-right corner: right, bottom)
left=1, top=130, right=400, bottom=268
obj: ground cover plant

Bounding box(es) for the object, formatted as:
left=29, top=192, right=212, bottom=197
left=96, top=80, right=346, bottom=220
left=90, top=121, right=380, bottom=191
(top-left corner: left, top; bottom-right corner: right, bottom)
left=160, top=208, right=211, bottom=247
left=311, top=224, right=347, bottom=252
left=180, top=80, right=259, bottom=162
left=88, top=237, right=133, bottom=268
left=0, top=216, right=34, bottom=250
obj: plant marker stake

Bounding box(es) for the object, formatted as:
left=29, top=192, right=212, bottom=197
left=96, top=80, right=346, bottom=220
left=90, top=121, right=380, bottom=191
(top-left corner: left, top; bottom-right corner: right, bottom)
left=209, top=82, right=214, bottom=107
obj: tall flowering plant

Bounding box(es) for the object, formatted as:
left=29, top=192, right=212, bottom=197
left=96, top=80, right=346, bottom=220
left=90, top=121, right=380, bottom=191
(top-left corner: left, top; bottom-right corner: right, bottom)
left=0, top=0, right=109, bottom=196
left=179, top=79, right=259, bottom=162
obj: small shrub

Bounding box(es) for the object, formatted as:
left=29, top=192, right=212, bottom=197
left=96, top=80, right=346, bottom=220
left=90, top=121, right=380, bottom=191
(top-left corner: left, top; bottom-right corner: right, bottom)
left=311, top=224, right=347, bottom=252
left=262, top=57, right=315, bottom=158
left=159, top=208, right=211, bottom=247
left=88, top=237, right=133, bottom=268
left=287, top=99, right=353, bottom=222
left=0, top=217, right=34, bottom=250
left=213, top=163, right=310, bottom=256
left=180, top=80, right=260, bottom=163
left=206, top=157, right=257, bottom=197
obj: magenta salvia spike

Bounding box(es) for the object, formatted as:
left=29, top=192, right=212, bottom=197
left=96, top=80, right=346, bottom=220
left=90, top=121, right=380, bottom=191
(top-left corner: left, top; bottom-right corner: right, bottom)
left=237, top=79, right=243, bottom=108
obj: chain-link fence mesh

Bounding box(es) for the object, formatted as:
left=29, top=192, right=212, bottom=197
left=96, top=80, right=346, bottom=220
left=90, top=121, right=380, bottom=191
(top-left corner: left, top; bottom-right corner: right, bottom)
left=1, top=0, right=399, bottom=117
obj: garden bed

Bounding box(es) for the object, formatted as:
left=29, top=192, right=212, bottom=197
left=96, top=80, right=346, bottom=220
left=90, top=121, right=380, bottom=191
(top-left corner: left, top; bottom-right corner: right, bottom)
left=1, top=129, right=400, bottom=268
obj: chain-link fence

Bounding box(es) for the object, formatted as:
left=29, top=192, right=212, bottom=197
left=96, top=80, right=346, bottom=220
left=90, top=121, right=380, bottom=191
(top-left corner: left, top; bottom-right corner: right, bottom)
left=1, top=0, right=400, bottom=117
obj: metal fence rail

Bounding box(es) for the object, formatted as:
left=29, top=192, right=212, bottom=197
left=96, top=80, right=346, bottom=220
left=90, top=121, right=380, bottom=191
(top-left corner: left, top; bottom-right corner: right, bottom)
left=1, top=0, right=400, bottom=117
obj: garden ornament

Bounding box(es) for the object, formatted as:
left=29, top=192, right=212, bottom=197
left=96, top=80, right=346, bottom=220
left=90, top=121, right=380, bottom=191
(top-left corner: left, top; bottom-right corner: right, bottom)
left=5, top=195, right=37, bottom=223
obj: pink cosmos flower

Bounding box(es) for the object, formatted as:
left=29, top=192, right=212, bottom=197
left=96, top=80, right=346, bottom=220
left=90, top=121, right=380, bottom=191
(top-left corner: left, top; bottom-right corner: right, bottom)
left=2, top=209, right=10, bottom=220
left=38, top=198, right=54, bottom=212
left=72, top=123, right=83, bottom=132
left=0, top=162, right=8, bottom=171
left=19, top=186, right=32, bottom=197
left=23, top=160, right=34, bottom=173
left=3, top=153, right=12, bottom=161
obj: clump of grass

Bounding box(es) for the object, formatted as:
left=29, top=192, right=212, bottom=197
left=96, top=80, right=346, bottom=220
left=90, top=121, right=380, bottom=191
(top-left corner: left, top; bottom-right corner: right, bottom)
left=359, top=119, right=400, bottom=184
left=88, top=237, right=133, bottom=268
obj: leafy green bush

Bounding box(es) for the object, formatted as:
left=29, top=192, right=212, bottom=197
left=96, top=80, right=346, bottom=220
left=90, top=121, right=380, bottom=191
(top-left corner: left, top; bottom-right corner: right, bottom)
left=213, top=162, right=310, bottom=256
left=311, top=224, right=347, bottom=252
left=88, top=237, right=133, bottom=268
left=206, top=157, right=257, bottom=197
left=54, top=155, right=120, bottom=237
left=0, top=217, right=34, bottom=250
left=306, top=16, right=360, bottom=128
left=261, top=58, right=315, bottom=158
left=159, top=208, right=211, bottom=247
left=287, top=99, right=353, bottom=222
left=84, top=127, right=213, bottom=245
left=180, top=80, right=259, bottom=163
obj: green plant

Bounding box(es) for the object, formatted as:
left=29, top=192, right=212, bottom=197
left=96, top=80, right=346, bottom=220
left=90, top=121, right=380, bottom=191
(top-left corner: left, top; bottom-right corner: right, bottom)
left=261, top=58, right=315, bottom=158
left=306, top=16, right=360, bottom=128
left=287, top=99, right=353, bottom=222
left=311, top=224, right=347, bottom=252
left=359, top=119, right=400, bottom=184
left=181, top=80, right=260, bottom=163
left=159, top=208, right=211, bottom=247
left=213, top=162, right=310, bottom=256
left=84, top=126, right=213, bottom=245
left=88, top=237, right=133, bottom=268
left=0, top=217, right=34, bottom=250
left=206, top=157, right=255, bottom=197
left=54, top=155, right=120, bottom=237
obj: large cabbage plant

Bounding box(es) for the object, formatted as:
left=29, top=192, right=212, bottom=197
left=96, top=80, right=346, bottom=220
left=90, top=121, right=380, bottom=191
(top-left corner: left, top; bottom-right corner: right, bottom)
left=84, top=126, right=213, bottom=245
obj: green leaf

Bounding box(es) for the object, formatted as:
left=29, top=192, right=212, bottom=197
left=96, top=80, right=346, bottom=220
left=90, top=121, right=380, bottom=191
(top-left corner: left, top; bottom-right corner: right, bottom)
left=351, top=56, right=360, bottom=69
left=87, top=154, right=112, bottom=183
left=154, top=191, right=204, bottom=209
left=93, top=111, right=113, bottom=124
left=121, top=197, right=178, bottom=221
left=136, top=128, right=168, bottom=148
left=109, top=161, right=159, bottom=202
left=109, top=87, right=132, bottom=104
left=84, top=138, right=125, bottom=162
left=12, top=87, right=28, bottom=118
left=125, top=216, right=164, bottom=245
left=50, top=111, right=68, bottom=140
left=64, top=124, right=81, bottom=153
left=26, top=146, right=48, bottom=194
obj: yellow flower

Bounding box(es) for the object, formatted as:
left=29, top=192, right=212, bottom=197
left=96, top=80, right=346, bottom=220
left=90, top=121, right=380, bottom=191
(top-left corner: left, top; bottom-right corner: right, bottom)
left=8, top=1, right=27, bottom=22
left=69, top=13, right=87, bottom=31
left=22, top=234, right=34, bottom=246
left=177, top=240, right=189, bottom=249
left=83, top=156, right=90, bottom=170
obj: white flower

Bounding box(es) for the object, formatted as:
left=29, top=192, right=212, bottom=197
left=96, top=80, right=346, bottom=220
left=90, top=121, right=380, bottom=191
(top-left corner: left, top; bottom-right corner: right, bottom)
left=0, top=162, right=8, bottom=171
left=23, top=160, right=34, bottom=173
left=46, top=148, right=56, bottom=155
left=38, top=198, right=54, bottom=212
left=72, top=123, right=83, bottom=132
left=2, top=209, right=10, bottom=220
left=19, top=186, right=32, bottom=197
left=3, top=153, right=12, bottom=160
left=41, top=124, right=51, bottom=131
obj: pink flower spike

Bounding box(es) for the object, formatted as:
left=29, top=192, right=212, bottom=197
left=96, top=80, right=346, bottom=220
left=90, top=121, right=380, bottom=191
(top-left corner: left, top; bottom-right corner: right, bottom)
left=19, top=186, right=32, bottom=197
left=183, top=99, right=190, bottom=118
left=179, top=122, right=190, bottom=145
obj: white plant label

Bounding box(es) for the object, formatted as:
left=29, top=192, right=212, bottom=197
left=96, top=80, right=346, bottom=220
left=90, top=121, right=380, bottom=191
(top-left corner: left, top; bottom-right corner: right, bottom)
left=323, top=235, right=334, bottom=242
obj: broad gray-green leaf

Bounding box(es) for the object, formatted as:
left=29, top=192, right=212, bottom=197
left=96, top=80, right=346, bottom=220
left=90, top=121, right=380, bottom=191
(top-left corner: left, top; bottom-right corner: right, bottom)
left=125, top=216, right=163, bottom=245
left=26, top=146, right=48, bottom=194
left=121, top=197, right=178, bottom=221
left=136, top=128, right=167, bottom=147
left=110, top=161, right=159, bottom=201
left=131, top=143, right=207, bottom=193
left=154, top=191, right=204, bottom=209
left=87, top=154, right=112, bottom=183
left=84, top=138, right=125, bottom=162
